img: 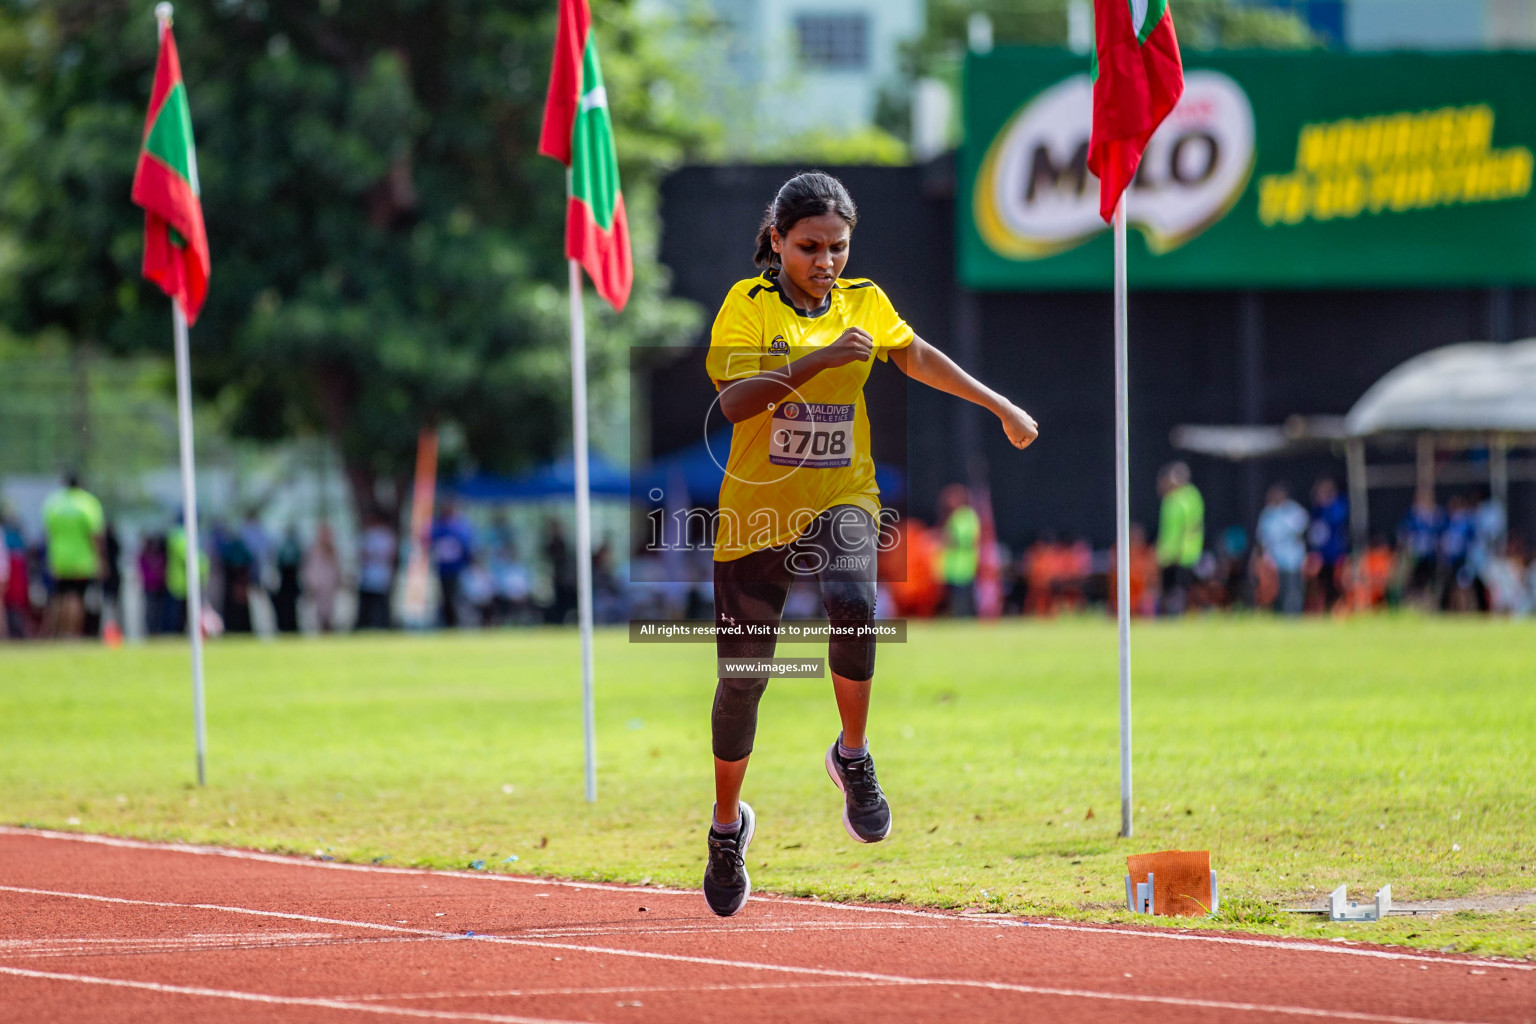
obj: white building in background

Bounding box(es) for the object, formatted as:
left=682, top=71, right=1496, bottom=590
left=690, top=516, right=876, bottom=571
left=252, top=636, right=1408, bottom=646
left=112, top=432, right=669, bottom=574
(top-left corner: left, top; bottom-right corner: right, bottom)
left=665, top=0, right=926, bottom=150
left=1244, top=0, right=1536, bottom=49
left=1345, top=0, right=1536, bottom=49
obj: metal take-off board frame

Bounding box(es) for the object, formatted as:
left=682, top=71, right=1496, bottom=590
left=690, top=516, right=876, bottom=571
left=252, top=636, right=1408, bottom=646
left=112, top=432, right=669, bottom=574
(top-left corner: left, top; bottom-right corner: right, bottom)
left=1329, top=884, right=1392, bottom=922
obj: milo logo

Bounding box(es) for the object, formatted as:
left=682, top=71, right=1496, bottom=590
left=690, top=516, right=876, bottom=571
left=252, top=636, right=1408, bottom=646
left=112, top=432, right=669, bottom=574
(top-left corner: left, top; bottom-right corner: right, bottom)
left=973, top=70, right=1255, bottom=258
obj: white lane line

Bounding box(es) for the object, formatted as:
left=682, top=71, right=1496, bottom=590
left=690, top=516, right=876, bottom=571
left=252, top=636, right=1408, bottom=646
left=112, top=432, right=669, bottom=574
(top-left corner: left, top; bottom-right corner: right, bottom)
left=0, top=885, right=422, bottom=935
left=0, top=933, right=332, bottom=948
left=340, top=980, right=896, bottom=1002
left=3, top=827, right=1532, bottom=973
left=0, top=965, right=598, bottom=1024
left=0, top=885, right=1506, bottom=1024
left=518, top=921, right=933, bottom=939
left=1, top=936, right=440, bottom=960
left=0, top=826, right=691, bottom=894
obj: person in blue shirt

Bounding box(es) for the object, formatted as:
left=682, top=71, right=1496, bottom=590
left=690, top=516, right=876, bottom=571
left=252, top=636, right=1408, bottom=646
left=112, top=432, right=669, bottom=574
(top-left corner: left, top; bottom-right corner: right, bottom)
left=430, top=502, right=475, bottom=629
left=1438, top=494, right=1476, bottom=610
left=1399, top=488, right=1443, bottom=606
left=1258, top=484, right=1308, bottom=615
left=1307, top=478, right=1350, bottom=611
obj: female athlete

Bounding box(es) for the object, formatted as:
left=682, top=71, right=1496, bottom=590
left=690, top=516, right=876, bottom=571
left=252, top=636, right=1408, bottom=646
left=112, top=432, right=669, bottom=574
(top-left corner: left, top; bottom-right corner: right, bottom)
left=702, top=171, right=1039, bottom=916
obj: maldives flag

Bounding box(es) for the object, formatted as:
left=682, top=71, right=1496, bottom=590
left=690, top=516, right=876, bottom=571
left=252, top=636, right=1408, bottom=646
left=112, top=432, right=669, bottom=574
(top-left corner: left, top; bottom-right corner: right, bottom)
left=131, top=24, right=210, bottom=325
left=538, top=0, right=632, bottom=312
left=1088, top=0, right=1184, bottom=223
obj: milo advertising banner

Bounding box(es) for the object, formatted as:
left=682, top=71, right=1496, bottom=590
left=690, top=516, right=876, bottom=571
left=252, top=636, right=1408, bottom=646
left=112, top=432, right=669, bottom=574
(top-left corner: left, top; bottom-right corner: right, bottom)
left=960, top=50, right=1536, bottom=289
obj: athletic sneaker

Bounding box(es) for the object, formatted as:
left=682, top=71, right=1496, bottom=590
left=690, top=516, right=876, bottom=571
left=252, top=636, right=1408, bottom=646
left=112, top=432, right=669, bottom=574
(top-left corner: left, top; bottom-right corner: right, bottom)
left=702, top=802, right=755, bottom=917
left=825, top=741, right=892, bottom=843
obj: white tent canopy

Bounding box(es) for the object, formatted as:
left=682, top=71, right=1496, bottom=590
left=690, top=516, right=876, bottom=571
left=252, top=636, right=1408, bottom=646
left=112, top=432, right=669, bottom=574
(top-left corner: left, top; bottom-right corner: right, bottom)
left=1341, top=337, right=1536, bottom=549
left=1345, top=338, right=1536, bottom=437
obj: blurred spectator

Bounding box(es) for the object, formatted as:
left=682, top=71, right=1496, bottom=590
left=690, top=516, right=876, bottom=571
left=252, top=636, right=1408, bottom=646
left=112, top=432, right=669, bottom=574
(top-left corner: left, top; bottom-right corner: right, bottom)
left=459, top=557, right=496, bottom=626
left=1467, top=488, right=1507, bottom=613
left=138, top=533, right=170, bottom=636
left=1307, top=478, right=1350, bottom=612
left=430, top=502, right=475, bottom=628
left=627, top=542, right=688, bottom=622
left=1439, top=494, right=1475, bottom=611
left=98, top=521, right=122, bottom=637
left=1399, top=487, right=1443, bottom=606
left=489, top=541, right=535, bottom=624
left=40, top=471, right=104, bottom=639
left=165, top=517, right=208, bottom=635
left=1214, top=525, right=1250, bottom=609
left=1107, top=523, right=1158, bottom=618
left=219, top=527, right=255, bottom=634
left=1344, top=534, right=1398, bottom=611
left=592, top=540, right=626, bottom=624
left=937, top=483, right=979, bottom=618
left=881, top=519, right=943, bottom=619
left=1257, top=484, right=1308, bottom=615
left=273, top=527, right=303, bottom=634
left=303, top=524, right=343, bottom=632
left=1527, top=545, right=1536, bottom=613
left=240, top=510, right=272, bottom=605
left=1060, top=536, right=1094, bottom=612
left=4, top=516, right=33, bottom=638
left=1155, top=462, right=1203, bottom=616
left=0, top=521, right=8, bottom=640
left=543, top=518, right=577, bottom=625
left=1487, top=537, right=1534, bottom=615
left=356, top=514, right=397, bottom=630
left=1024, top=531, right=1059, bottom=616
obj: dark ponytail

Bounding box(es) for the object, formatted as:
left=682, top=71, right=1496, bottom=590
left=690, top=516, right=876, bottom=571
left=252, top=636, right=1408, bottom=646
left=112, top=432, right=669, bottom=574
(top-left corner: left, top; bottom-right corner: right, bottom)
left=752, top=171, right=858, bottom=268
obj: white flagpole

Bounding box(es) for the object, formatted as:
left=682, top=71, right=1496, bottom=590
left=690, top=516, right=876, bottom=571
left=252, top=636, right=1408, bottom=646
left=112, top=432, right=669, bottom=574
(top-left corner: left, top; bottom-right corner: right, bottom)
left=172, top=298, right=208, bottom=787
left=568, top=256, right=598, bottom=804
left=155, top=1, right=207, bottom=789
left=1113, top=193, right=1133, bottom=839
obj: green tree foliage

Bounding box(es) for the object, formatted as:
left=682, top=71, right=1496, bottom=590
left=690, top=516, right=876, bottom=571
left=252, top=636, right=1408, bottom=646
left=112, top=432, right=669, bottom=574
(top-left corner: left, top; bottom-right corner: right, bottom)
left=920, top=0, right=1317, bottom=57
left=0, top=0, right=710, bottom=518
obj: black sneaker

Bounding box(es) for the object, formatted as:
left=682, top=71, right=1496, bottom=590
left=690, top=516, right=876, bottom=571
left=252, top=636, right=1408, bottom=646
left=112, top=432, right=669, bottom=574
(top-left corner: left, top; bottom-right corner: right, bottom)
left=702, top=802, right=755, bottom=917
left=825, top=741, right=892, bottom=843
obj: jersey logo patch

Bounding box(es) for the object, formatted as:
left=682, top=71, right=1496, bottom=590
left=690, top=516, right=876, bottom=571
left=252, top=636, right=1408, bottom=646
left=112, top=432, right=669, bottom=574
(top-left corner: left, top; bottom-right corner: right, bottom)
left=769, top=335, right=789, bottom=355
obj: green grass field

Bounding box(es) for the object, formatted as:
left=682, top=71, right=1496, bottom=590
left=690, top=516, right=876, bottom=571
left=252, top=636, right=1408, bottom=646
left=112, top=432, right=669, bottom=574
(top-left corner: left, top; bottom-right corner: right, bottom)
left=2, top=617, right=1533, bottom=957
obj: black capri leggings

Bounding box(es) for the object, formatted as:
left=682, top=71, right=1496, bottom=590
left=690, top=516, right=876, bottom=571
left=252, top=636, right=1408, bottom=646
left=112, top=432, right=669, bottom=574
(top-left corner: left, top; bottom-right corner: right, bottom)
left=711, top=504, right=880, bottom=762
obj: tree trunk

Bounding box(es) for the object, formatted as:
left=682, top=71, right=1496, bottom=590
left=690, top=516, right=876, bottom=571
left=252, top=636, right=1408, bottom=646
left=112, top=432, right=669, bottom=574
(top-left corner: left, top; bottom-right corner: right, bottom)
left=313, top=362, right=396, bottom=527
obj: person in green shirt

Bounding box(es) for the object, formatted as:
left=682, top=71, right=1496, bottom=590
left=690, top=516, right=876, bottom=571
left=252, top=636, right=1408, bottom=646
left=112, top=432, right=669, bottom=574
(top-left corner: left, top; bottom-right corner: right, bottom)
left=1155, top=461, right=1204, bottom=616
left=938, top=483, right=980, bottom=618
left=40, top=471, right=104, bottom=638
left=166, top=517, right=209, bottom=636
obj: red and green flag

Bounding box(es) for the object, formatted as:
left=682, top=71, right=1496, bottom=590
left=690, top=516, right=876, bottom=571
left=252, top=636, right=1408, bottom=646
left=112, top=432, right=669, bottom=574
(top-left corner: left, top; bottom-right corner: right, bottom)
left=538, top=0, right=632, bottom=312
left=131, top=23, right=210, bottom=325
left=1088, top=0, right=1185, bottom=223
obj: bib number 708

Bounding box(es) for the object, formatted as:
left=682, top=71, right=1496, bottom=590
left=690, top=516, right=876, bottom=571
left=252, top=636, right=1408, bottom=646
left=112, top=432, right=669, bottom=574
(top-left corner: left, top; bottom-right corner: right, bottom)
left=777, top=427, right=847, bottom=457
left=768, top=402, right=855, bottom=469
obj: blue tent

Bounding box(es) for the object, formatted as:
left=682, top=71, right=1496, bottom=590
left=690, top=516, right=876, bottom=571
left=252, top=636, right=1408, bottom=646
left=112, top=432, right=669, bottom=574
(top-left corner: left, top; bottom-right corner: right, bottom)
left=449, top=452, right=632, bottom=502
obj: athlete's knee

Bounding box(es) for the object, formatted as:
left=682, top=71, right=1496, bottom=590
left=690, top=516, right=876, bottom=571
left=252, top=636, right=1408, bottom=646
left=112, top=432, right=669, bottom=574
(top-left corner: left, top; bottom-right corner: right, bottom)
left=823, top=578, right=876, bottom=681
left=711, top=676, right=768, bottom=762
left=822, top=578, right=875, bottom=624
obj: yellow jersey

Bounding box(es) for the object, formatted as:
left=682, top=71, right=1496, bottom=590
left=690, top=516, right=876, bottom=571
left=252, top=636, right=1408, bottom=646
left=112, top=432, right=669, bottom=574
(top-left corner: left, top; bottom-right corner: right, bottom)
left=705, top=270, right=913, bottom=561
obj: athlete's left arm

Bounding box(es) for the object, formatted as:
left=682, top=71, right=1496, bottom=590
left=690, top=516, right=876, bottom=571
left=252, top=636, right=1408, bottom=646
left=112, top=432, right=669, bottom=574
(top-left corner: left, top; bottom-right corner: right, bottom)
left=891, top=336, right=1040, bottom=450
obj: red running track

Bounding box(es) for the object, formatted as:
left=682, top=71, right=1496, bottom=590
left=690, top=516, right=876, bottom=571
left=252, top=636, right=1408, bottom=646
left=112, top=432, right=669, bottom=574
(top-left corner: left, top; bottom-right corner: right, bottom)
left=1, top=827, right=1532, bottom=1024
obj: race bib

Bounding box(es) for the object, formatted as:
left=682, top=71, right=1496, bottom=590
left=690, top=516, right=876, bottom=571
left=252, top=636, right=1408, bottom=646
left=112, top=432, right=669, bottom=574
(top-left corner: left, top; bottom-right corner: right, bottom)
left=768, top=402, right=855, bottom=468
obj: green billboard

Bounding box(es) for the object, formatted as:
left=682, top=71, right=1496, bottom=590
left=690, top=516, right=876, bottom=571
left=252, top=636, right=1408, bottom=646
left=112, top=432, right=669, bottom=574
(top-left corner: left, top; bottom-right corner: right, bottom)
left=960, top=50, right=1536, bottom=289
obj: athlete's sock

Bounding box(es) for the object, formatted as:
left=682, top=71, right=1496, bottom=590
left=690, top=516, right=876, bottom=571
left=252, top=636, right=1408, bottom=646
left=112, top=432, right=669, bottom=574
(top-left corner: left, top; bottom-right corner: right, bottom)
left=837, top=733, right=868, bottom=761
left=711, top=805, right=741, bottom=835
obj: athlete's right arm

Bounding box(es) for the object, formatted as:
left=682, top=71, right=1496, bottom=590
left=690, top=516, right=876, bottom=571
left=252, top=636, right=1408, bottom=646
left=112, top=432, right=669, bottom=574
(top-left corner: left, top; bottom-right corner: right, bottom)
left=714, top=328, right=873, bottom=423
